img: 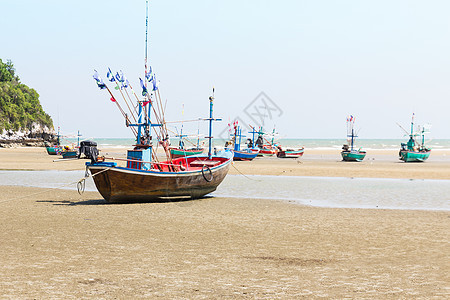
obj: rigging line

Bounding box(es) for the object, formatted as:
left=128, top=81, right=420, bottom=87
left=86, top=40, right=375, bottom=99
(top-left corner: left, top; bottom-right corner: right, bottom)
left=165, top=118, right=203, bottom=124
left=156, top=90, right=168, bottom=132
left=0, top=168, right=110, bottom=205
left=117, top=86, right=138, bottom=126
left=150, top=91, right=166, bottom=138
left=122, top=86, right=138, bottom=123
left=105, top=86, right=137, bottom=137
left=231, top=163, right=262, bottom=182
left=166, top=128, right=198, bottom=147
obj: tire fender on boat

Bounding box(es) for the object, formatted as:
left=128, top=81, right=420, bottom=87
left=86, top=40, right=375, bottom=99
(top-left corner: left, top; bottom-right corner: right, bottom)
left=201, top=165, right=213, bottom=182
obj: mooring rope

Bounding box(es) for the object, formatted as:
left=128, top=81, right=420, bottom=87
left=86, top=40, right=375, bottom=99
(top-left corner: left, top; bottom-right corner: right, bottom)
left=231, top=163, right=262, bottom=182
left=0, top=167, right=111, bottom=204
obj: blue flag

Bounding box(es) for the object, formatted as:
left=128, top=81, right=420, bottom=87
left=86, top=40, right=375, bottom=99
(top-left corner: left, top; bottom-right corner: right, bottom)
left=145, top=66, right=153, bottom=82
left=93, top=70, right=106, bottom=89
left=140, top=78, right=148, bottom=96
left=152, top=76, right=159, bottom=91
left=123, top=78, right=130, bottom=89
left=115, top=71, right=125, bottom=83
left=107, top=67, right=115, bottom=82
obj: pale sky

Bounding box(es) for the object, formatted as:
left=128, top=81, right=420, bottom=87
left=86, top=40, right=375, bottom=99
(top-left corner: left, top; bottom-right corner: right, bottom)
left=1, top=0, right=449, bottom=139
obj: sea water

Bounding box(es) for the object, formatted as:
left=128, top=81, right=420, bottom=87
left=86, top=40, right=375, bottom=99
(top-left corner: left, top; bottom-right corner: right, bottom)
left=0, top=171, right=448, bottom=211
left=63, top=138, right=450, bottom=151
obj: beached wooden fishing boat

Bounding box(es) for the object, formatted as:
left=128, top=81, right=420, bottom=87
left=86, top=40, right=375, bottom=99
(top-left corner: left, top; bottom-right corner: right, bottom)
left=88, top=4, right=231, bottom=202
left=277, top=147, right=304, bottom=158
left=341, top=115, right=366, bottom=162
left=86, top=83, right=232, bottom=203
left=398, top=114, right=431, bottom=162
left=88, top=151, right=232, bottom=202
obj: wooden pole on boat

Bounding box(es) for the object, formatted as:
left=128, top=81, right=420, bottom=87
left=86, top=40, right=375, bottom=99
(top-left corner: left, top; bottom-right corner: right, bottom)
left=208, top=89, right=214, bottom=159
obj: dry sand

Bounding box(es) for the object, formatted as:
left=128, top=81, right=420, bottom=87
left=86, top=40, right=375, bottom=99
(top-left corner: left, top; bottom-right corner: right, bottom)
left=0, top=147, right=449, bottom=298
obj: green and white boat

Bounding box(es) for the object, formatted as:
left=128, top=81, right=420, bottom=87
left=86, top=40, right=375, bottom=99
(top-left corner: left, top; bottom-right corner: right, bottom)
left=398, top=114, right=431, bottom=162
left=341, top=115, right=366, bottom=162
left=46, top=127, right=62, bottom=155
left=169, top=126, right=204, bottom=159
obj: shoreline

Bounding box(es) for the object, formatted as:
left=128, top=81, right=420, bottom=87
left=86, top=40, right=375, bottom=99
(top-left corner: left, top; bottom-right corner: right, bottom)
left=1, top=147, right=450, bottom=180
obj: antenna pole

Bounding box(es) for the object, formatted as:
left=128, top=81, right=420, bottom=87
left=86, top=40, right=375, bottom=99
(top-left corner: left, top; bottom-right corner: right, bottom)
left=145, top=0, right=149, bottom=76
left=208, top=89, right=214, bottom=159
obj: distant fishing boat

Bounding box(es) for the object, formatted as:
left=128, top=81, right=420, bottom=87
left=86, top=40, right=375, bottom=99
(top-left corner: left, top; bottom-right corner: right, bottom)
left=170, top=147, right=204, bottom=158
left=46, top=127, right=62, bottom=155
left=398, top=114, right=431, bottom=162
left=249, top=126, right=278, bottom=157
left=86, top=2, right=232, bottom=203
left=258, top=145, right=278, bottom=157
left=169, top=126, right=204, bottom=158
left=61, top=131, right=81, bottom=159
left=341, top=115, right=366, bottom=162
left=46, top=145, right=61, bottom=155
left=228, top=124, right=259, bottom=161
left=277, top=147, right=304, bottom=158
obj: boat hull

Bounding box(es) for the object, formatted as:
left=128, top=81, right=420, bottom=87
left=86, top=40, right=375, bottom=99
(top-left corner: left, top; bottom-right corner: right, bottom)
left=46, top=146, right=61, bottom=155
left=257, top=146, right=277, bottom=157
left=233, top=149, right=259, bottom=161
left=277, top=148, right=304, bottom=158
left=399, top=150, right=430, bottom=162
left=87, top=156, right=232, bottom=203
left=341, top=151, right=366, bottom=162
left=62, top=151, right=78, bottom=159
left=170, top=148, right=204, bottom=158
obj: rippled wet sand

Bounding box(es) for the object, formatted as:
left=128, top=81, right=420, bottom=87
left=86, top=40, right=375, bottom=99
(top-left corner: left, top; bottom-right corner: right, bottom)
left=0, top=186, right=448, bottom=298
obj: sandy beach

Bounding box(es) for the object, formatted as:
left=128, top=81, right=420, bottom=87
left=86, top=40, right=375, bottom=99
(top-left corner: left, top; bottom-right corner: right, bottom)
left=0, top=147, right=449, bottom=298
left=2, top=147, right=450, bottom=179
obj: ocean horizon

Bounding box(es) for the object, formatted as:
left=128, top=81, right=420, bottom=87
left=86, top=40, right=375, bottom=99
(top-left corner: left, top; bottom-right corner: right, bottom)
left=61, top=137, right=450, bottom=151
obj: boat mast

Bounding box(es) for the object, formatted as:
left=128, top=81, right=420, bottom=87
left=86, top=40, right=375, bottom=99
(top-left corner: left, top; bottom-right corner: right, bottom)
left=346, top=115, right=356, bottom=151
left=207, top=91, right=214, bottom=159
left=57, top=126, right=60, bottom=146
left=144, top=0, right=150, bottom=148
left=249, top=126, right=258, bottom=149
left=421, top=127, right=425, bottom=148
left=206, top=88, right=221, bottom=159
left=234, top=126, right=242, bottom=152
left=351, top=126, right=354, bottom=151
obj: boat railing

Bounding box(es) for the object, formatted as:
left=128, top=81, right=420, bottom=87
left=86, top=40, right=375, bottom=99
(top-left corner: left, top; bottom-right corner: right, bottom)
left=100, top=155, right=223, bottom=172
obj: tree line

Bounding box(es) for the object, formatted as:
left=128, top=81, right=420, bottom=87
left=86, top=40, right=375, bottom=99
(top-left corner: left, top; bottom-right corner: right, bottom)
left=0, top=58, right=53, bottom=132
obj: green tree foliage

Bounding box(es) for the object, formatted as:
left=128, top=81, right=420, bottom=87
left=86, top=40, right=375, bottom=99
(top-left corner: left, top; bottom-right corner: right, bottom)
left=0, top=59, right=53, bottom=132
